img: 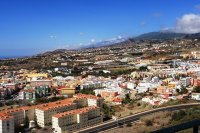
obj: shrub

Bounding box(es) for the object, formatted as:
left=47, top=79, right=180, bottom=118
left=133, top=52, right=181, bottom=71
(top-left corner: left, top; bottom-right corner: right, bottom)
left=126, top=122, right=132, bottom=127
left=145, top=119, right=153, bottom=126
left=171, top=110, right=186, bottom=121
left=193, top=86, right=200, bottom=93
left=137, top=102, right=141, bottom=106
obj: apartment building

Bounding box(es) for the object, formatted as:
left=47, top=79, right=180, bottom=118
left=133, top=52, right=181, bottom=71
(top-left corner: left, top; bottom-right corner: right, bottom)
left=80, top=81, right=103, bottom=90
left=156, top=86, right=172, bottom=95
left=35, top=102, right=77, bottom=127
left=23, top=106, right=35, bottom=121
left=18, top=89, right=36, bottom=100
left=0, top=106, right=35, bottom=133
left=0, top=114, right=14, bottom=133
left=25, top=73, right=48, bottom=79
left=179, top=77, right=191, bottom=87
left=148, top=64, right=170, bottom=71
left=6, top=108, right=25, bottom=127
left=72, top=97, right=88, bottom=108
left=52, top=106, right=102, bottom=133
left=73, top=94, right=104, bottom=107
left=3, top=83, right=17, bottom=90
left=30, top=79, right=52, bottom=87
left=0, top=94, right=103, bottom=132
left=57, top=85, right=76, bottom=96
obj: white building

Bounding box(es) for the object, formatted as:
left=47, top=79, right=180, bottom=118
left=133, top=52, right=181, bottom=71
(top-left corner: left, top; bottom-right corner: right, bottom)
left=142, top=96, right=169, bottom=106
left=127, top=82, right=135, bottom=90
left=35, top=102, right=77, bottom=127
left=7, top=108, right=25, bottom=127
left=136, top=82, right=159, bottom=93
left=80, top=81, right=103, bottom=90
left=191, top=93, right=200, bottom=100
left=73, top=94, right=104, bottom=108
left=52, top=106, right=103, bottom=133
left=0, top=115, right=14, bottom=133
left=0, top=94, right=103, bottom=132
left=179, top=77, right=191, bottom=87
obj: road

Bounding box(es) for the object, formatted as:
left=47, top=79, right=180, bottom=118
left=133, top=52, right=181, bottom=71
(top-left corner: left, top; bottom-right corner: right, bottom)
left=75, top=103, right=200, bottom=133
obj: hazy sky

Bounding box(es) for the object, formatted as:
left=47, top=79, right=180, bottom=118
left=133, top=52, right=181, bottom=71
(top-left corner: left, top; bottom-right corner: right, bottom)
left=0, top=0, right=200, bottom=56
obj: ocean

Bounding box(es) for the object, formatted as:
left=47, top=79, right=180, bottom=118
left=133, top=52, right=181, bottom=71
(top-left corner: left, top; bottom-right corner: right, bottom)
left=0, top=56, right=24, bottom=59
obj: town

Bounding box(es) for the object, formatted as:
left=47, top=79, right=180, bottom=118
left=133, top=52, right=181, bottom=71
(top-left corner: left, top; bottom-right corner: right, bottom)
left=1, top=37, right=200, bottom=133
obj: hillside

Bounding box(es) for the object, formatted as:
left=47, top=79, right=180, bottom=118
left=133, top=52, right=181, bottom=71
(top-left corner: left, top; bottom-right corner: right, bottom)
left=184, top=33, right=200, bottom=39
left=134, top=32, right=186, bottom=40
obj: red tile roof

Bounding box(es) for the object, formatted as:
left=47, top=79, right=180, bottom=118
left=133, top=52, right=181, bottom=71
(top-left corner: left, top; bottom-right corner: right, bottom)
left=53, top=106, right=99, bottom=118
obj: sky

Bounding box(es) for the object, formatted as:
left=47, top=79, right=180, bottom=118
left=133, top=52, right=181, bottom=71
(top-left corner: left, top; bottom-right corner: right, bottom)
left=0, top=0, right=200, bottom=57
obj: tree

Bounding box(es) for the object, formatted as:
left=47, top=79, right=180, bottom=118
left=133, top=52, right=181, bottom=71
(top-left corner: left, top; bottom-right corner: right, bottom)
left=51, top=88, right=59, bottom=97
left=139, top=66, right=148, bottom=71
left=177, top=86, right=188, bottom=94
left=193, top=86, right=200, bottom=93
left=176, top=89, right=180, bottom=94
left=137, top=102, right=141, bottom=106
left=79, top=89, right=95, bottom=95
left=97, top=94, right=101, bottom=97
left=122, top=94, right=132, bottom=104
left=102, top=103, right=115, bottom=118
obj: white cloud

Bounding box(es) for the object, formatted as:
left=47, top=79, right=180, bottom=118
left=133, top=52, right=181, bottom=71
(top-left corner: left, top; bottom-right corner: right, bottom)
left=118, top=35, right=122, bottom=39
left=90, top=39, right=95, bottom=43
left=173, top=13, right=200, bottom=34
left=79, top=32, right=84, bottom=35
left=49, top=35, right=57, bottom=39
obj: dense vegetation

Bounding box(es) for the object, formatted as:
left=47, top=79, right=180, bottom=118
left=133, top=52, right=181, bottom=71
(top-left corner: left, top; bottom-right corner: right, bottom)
left=35, top=96, right=65, bottom=104
left=79, top=89, right=95, bottom=95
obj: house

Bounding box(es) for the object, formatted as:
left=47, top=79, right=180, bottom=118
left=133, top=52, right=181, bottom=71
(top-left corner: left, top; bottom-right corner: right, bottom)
left=156, top=86, right=172, bottom=95
left=30, top=79, right=52, bottom=87
left=148, top=64, right=170, bottom=71
left=57, top=85, right=76, bottom=96
left=101, top=90, right=118, bottom=98
left=18, top=89, right=36, bottom=100
left=179, top=77, right=191, bottom=87
left=127, top=81, right=135, bottom=90
left=112, top=97, right=122, bottom=105
left=191, top=93, right=200, bottom=100
left=142, top=96, right=169, bottom=106
left=168, top=82, right=179, bottom=89
left=136, top=82, right=158, bottom=93
left=191, top=78, right=200, bottom=87
left=191, top=51, right=200, bottom=59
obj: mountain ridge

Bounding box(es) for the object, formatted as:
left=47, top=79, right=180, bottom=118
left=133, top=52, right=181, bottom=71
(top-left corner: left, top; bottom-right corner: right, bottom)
left=38, top=31, right=200, bottom=56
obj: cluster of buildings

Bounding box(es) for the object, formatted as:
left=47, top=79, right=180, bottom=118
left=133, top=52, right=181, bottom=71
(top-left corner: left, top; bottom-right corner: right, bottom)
left=0, top=93, right=103, bottom=133
left=1, top=49, right=200, bottom=132
left=75, top=60, right=200, bottom=106
left=135, top=60, right=200, bottom=105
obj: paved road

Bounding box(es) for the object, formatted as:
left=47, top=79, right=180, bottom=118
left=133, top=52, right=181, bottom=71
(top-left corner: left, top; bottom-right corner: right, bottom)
left=76, top=103, right=200, bottom=133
